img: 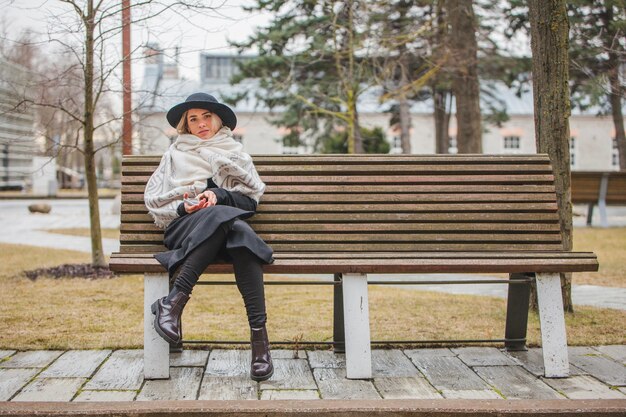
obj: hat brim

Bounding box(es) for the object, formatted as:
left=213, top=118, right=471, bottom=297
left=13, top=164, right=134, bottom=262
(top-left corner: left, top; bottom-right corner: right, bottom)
left=166, top=100, right=237, bottom=130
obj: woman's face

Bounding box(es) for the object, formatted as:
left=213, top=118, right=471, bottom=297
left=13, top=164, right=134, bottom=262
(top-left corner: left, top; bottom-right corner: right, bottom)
left=186, top=108, right=222, bottom=140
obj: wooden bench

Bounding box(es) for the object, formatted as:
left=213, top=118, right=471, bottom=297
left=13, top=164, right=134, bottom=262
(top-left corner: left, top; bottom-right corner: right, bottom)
left=571, top=171, right=626, bottom=227
left=110, top=154, right=598, bottom=380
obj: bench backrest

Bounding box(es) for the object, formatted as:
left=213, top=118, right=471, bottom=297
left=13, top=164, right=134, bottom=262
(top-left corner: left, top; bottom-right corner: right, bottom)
left=120, top=154, right=565, bottom=255
left=571, top=171, right=626, bottom=205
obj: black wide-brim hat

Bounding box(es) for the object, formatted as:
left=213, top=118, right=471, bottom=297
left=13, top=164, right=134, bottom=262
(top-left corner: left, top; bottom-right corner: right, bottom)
left=166, top=92, right=237, bottom=130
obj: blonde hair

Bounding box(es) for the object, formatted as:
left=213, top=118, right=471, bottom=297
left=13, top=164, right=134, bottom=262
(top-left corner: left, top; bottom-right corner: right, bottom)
left=176, top=110, right=223, bottom=135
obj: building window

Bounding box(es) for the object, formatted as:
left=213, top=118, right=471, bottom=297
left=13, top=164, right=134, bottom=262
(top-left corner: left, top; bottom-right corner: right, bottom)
left=282, top=146, right=299, bottom=155
left=570, top=137, right=576, bottom=167
left=612, top=138, right=619, bottom=167
left=448, top=136, right=458, bottom=154
left=233, top=133, right=243, bottom=145
left=390, top=135, right=402, bottom=154
left=503, top=135, right=520, bottom=151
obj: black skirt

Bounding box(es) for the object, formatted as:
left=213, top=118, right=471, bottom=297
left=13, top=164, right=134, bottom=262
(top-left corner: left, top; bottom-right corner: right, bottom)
left=154, top=205, right=274, bottom=278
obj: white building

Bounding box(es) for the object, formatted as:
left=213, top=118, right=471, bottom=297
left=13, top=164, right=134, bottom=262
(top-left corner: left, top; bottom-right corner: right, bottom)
left=136, top=52, right=619, bottom=171
left=0, top=57, right=36, bottom=190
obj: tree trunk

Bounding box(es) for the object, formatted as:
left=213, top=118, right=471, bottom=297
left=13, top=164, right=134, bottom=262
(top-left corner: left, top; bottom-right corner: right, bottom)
left=434, top=88, right=451, bottom=153
left=398, top=96, right=412, bottom=154
left=448, top=0, right=482, bottom=153
left=84, top=1, right=106, bottom=268
left=528, top=0, right=573, bottom=312
left=602, top=7, right=626, bottom=170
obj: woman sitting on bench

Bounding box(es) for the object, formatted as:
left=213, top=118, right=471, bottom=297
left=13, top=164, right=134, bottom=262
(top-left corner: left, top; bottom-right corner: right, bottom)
left=144, top=92, right=274, bottom=382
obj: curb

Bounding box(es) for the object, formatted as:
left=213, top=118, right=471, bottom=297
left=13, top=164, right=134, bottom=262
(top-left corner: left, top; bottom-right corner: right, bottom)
left=1, top=399, right=625, bottom=416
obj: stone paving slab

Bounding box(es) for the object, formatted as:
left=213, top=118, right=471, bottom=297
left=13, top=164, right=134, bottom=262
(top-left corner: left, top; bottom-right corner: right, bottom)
left=541, top=375, right=626, bottom=400
left=83, top=350, right=143, bottom=391
left=594, top=345, right=626, bottom=364
left=259, top=358, right=317, bottom=390
left=0, top=351, right=15, bottom=361
left=11, top=377, right=86, bottom=402
left=568, top=347, right=626, bottom=386
left=0, top=346, right=624, bottom=402
left=313, top=368, right=381, bottom=400
left=39, top=350, right=111, bottom=378
left=307, top=351, right=345, bottom=369
left=260, top=389, right=320, bottom=400
left=197, top=376, right=258, bottom=400
left=137, top=367, right=204, bottom=401
left=170, top=350, right=209, bottom=367
left=409, top=355, right=491, bottom=391
left=371, top=350, right=420, bottom=377
left=271, top=349, right=307, bottom=360
left=73, top=390, right=137, bottom=402
left=373, top=376, right=442, bottom=399
left=0, top=368, right=40, bottom=401
left=473, top=366, right=563, bottom=400
left=0, top=350, right=63, bottom=368
left=452, top=347, right=519, bottom=366
left=506, top=348, right=587, bottom=377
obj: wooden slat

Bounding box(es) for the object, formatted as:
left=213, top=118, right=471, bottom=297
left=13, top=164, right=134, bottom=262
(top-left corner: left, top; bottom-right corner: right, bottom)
left=122, top=212, right=561, bottom=223
left=121, top=222, right=562, bottom=233
left=124, top=184, right=557, bottom=194
left=122, top=193, right=557, bottom=204
left=122, top=154, right=552, bottom=165
left=123, top=174, right=556, bottom=185
left=122, top=202, right=558, bottom=214
left=122, top=163, right=553, bottom=176
left=120, top=232, right=562, bottom=244
left=109, top=252, right=598, bottom=274
left=118, top=242, right=566, bottom=253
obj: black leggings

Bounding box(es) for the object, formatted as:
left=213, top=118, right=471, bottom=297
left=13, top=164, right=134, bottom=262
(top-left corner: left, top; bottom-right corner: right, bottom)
left=173, top=220, right=267, bottom=328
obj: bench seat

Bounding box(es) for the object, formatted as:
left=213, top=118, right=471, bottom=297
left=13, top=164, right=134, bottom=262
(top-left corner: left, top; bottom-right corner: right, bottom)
left=111, top=251, right=597, bottom=274
left=111, top=154, right=598, bottom=381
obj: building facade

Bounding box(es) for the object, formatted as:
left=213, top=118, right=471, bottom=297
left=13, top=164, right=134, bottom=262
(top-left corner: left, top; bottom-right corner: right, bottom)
left=136, top=52, right=619, bottom=171
left=0, top=57, right=36, bottom=190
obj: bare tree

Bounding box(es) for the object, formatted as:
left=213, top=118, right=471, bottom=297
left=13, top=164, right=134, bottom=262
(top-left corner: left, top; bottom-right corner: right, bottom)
left=2, top=0, right=223, bottom=267
left=528, top=0, right=574, bottom=312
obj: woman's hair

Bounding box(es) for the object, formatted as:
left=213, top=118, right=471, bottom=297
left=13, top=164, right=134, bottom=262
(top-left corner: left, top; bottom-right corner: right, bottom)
left=176, top=110, right=223, bottom=134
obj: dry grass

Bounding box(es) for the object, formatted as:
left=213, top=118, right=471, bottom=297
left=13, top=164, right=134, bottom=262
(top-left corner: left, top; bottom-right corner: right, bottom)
left=44, top=228, right=121, bottom=240
left=573, top=227, right=626, bottom=288
left=0, top=243, right=624, bottom=350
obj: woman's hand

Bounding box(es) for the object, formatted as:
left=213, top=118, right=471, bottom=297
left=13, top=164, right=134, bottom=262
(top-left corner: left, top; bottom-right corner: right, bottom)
left=183, top=191, right=216, bottom=214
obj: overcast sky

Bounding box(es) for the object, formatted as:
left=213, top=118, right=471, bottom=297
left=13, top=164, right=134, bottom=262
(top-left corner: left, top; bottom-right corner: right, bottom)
left=2, top=0, right=271, bottom=84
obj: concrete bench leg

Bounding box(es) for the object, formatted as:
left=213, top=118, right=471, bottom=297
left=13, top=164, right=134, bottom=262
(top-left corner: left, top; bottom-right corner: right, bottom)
left=144, top=273, right=170, bottom=379
left=535, top=272, right=569, bottom=378
left=342, top=273, right=372, bottom=379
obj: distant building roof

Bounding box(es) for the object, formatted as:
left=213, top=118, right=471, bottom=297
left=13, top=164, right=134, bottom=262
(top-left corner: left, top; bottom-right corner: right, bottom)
left=136, top=52, right=608, bottom=118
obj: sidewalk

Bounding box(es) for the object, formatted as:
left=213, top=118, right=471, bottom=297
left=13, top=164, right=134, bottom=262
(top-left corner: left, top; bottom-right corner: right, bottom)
left=1, top=346, right=624, bottom=402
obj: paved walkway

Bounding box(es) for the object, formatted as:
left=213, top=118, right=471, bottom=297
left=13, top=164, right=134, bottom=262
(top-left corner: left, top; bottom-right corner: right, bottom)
left=0, top=199, right=624, bottom=311
left=0, top=346, right=625, bottom=402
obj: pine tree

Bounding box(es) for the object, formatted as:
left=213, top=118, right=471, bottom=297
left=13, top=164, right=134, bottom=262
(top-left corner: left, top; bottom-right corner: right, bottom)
left=231, top=1, right=377, bottom=154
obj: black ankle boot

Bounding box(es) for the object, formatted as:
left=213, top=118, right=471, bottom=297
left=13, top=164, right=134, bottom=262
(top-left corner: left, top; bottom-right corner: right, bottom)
left=250, top=326, right=274, bottom=382
left=151, top=292, right=189, bottom=345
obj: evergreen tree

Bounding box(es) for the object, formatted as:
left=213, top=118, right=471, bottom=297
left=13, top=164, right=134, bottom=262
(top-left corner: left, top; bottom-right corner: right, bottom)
left=231, top=0, right=377, bottom=153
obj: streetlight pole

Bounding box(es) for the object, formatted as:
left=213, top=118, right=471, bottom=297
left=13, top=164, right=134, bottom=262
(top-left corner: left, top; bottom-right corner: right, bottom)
left=122, top=0, right=132, bottom=155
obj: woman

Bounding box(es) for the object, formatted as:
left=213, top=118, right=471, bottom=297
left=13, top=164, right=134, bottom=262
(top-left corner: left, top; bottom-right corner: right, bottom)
left=144, top=92, right=274, bottom=381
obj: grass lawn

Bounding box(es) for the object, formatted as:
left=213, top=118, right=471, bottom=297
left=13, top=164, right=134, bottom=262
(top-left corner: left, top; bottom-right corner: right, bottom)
left=573, top=227, right=626, bottom=288
left=0, top=242, right=624, bottom=350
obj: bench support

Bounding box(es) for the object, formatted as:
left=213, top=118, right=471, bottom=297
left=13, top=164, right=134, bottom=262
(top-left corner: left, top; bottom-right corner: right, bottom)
left=342, top=273, right=372, bottom=379
left=535, top=272, right=569, bottom=378
left=144, top=272, right=170, bottom=380
left=333, top=273, right=346, bottom=353
left=504, top=273, right=531, bottom=351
